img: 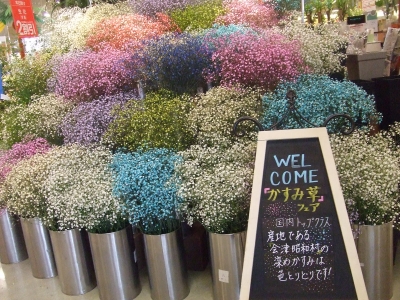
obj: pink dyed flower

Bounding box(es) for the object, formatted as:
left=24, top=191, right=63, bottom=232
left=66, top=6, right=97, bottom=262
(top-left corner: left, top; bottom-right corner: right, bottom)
left=0, top=138, right=51, bottom=184
left=86, top=13, right=180, bottom=52
left=216, top=0, right=279, bottom=29
left=207, top=31, right=305, bottom=91
left=49, top=48, right=135, bottom=103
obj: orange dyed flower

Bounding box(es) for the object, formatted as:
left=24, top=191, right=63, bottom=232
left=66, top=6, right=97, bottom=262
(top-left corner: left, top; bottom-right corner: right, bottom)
left=86, top=13, right=180, bottom=52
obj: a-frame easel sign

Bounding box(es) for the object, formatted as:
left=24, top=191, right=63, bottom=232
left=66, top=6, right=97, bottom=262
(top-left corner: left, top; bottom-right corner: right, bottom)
left=240, top=127, right=368, bottom=300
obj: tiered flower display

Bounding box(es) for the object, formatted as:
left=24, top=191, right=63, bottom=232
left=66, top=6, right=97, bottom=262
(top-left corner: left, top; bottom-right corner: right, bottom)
left=0, top=0, right=389, bottom=249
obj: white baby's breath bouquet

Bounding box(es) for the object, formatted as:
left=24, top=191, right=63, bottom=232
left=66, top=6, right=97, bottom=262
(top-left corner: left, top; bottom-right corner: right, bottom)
left=187, top=85, right=262, bottom=148
left=177, top=140, right=256, bottom=234
left=43, top=144, right=125, bottom=233
left=330, top=124, right=400, bottom=229
left=274, top=16, right=348, bottom=75
left=1, top=153, right=52, bottom=223
left=19, top=94, right=74, bottom=145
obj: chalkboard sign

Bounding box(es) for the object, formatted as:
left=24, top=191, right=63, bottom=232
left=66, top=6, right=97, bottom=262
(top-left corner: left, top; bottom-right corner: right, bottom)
left=240, top=128, right=368, bottom=300
left=347, top=15, right=366, bottom=25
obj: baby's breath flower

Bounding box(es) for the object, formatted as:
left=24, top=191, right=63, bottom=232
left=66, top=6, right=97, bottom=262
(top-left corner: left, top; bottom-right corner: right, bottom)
left=42, top=145, right=123, bottom=233
left=176, top=141, right=256, bottom=234
left=330, top=124, right=400, bottom=229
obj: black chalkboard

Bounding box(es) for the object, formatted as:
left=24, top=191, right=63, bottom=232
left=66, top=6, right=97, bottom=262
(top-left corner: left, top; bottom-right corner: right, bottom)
left=240, top=128, right=368, bottom=300
left=347, top=15, right=366, bottom=25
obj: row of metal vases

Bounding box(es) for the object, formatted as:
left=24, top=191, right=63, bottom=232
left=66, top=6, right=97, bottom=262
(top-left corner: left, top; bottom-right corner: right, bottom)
left=0, top=208, right=246, bottom=300
left=0, top=207, right=395, bottom=300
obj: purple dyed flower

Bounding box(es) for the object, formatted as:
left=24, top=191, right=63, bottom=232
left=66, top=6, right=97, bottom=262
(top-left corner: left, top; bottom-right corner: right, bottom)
left=61, top=92, right=136, bottom=145
left=129, top=0, right=205, bottom=16
left=49, top=48, right=136, bottom=103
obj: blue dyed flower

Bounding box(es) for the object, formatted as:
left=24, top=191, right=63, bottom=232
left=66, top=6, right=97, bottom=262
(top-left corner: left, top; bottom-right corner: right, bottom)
left=111, top=148, right=183, bottom=234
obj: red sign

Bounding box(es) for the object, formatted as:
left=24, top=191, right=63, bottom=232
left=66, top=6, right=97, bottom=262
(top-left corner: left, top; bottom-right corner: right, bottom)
left=9, top=0, right=38, bottom=38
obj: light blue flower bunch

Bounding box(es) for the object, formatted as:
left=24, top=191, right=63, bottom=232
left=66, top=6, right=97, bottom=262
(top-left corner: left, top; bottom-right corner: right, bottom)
left=205, top=24, right=257, bottom=38
left=261, top=74, right=381, bottom=132
left=203, top=24, right=258, bottom=50
left=111, top=148, right=183, bottom=235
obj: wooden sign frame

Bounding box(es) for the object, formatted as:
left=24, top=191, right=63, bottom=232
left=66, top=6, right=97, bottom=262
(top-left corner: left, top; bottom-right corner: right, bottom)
left=240, top=127, right=368, bottom=300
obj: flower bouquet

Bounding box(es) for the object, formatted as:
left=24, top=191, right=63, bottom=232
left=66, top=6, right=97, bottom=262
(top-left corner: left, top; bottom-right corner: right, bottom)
left=104, top=89, right=194, bottom=152
left=262, top=74, right=381, bottom=131
left=330, top=124, right=400, bottom=228
left=1, top=153, right=52, bottom=221
left=111, top=148, right=183, bottom=235
left=177, top=140, right=255, bottom=234
left=187, top=85, right=262, bottom=148
left=41, top=144, right=125, bottom=233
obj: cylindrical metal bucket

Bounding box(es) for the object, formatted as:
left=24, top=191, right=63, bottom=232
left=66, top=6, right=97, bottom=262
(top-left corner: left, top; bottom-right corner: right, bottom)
left=209, top=231, right=246, bottom=300
left=144, top=229, right=189, bottom=300
left=89, top=226, right=141, bottom=300
left=20, top=217, right=57, bottom=278
left=0, top=209, right=28, bottom=264
left=354, top=222, right=393, bottom=300
left=49, top=228, right=96, bottom=295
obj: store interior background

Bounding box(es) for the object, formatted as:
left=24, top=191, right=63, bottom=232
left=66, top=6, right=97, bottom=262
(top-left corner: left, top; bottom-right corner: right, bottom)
left=1, top=0, right=400, bottom=299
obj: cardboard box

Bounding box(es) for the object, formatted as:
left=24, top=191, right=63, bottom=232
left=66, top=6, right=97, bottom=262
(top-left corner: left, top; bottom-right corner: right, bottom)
left=347, top=51, right=387, bottom=80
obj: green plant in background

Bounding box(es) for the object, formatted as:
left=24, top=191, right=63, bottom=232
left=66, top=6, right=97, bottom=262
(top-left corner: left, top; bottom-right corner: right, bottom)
left=2, top=51, right=54, bottom=104
left=305, top=1, right=315, bottom=24
left=170, top=0, right=225, bottom=31
left=325, top=0, right=335, bottom=21
left=312, top=0, right=326, bottom=23
left=104, top=89, right=195, bottom=152
left=336, top=0, right=348, bottom=21
left=264, top=0, right=300, bottom=18
left=347, top=6, right=364, bottom=17
left=375, top=0, right=398, bottom=19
